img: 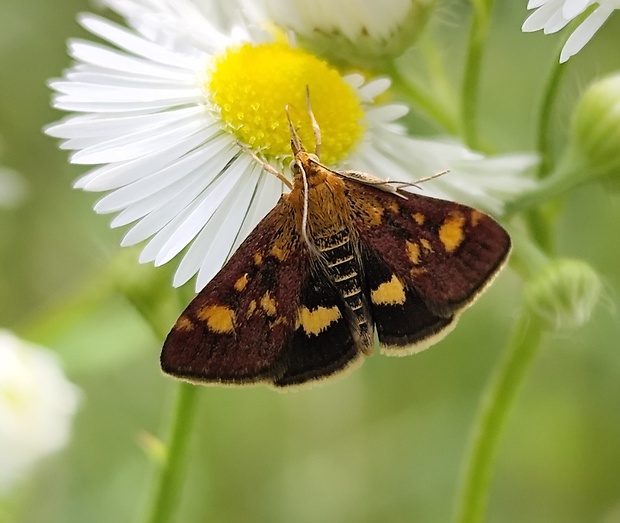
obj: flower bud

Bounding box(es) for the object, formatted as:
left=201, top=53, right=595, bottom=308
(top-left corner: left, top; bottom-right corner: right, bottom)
left=571, top=73, right=620, bottom=189
left=524, top=259, right=601, bottom=330
left=245, top=0, right=436, bottom=69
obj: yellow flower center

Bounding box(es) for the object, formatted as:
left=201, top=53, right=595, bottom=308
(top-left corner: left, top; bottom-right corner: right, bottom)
left=207, top=43, right=365, bottom=166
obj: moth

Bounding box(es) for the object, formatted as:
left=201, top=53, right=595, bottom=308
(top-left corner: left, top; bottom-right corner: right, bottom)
left=161, top=108, right=511, bottom=389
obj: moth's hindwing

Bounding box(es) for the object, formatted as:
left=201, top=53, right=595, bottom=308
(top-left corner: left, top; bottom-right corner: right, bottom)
left=161, top=198, right=363, bottom=388
left=274, top=261, right=363, bottom=387
left=347, top=180, right=511, bottom=354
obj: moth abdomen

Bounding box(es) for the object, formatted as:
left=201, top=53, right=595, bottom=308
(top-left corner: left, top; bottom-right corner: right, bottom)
left=315, top=229, right=373, bottom=351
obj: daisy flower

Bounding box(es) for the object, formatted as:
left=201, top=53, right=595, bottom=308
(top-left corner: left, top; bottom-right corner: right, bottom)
left=47, top=0, right=533, bottom=291
left=0, top=330, right=80, bottom=493
left=522, top=0, right=620, bottom=62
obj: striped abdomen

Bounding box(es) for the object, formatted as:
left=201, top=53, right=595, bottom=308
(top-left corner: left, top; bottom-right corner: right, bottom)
left=314, top=229, right=372, bottom=351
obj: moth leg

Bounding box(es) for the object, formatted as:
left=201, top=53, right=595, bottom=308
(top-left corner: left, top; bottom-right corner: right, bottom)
left=238, top=142, right=293, bottom=189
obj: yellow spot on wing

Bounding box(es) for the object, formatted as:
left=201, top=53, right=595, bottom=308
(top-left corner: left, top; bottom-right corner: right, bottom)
left=234, top=273, right=249, bottom=292
left=197, top=305, right=236, bottom=334
left=246, top=300, right=257, bottom=318
left=175, top=316, right=194, bottom=332
left=470, top=209, right=483, bottom=226
left=388, top=201, right=400, bottom=213
left=420, top=238, right=433, bottom=252
left=296, top=305, right=341, bottom=336
left=253, top=252, right=263, bottom=266
left=355, top=197, right=383, bottom=226
left=406, top=241, right=421, bottom=264
left=260, top=291, right=277, bottom=316
left=413, top=212, right=425, bottom=225
left=439, top=212, right=466, bottom=253
left=371, top=275, right=406, bottom=305
left=271, top=244, right=287, bottom=261
left=273, top=316, right=288, bottom=327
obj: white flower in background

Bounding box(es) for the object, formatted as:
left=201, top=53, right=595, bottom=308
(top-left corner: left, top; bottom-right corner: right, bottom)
left=522, top=0, right=620, bottom=62
left=47, top=0, right=533, bottom=291
left=0, top=330, right=80, bottom=494
left=0, top=136, right=28, bottom=209
left=0, top=167, right=28, bottom=209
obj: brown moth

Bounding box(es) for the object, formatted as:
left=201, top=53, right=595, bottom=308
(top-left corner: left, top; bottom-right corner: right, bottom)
left=161, top=107, right=511, bottom=389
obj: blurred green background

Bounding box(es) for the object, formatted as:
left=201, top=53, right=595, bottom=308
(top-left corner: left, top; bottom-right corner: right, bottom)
left=1, top=1, right=619, bottom=522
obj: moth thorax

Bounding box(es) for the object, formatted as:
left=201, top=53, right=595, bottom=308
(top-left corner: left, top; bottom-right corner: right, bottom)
left=315, top=229, right=369, bottom=339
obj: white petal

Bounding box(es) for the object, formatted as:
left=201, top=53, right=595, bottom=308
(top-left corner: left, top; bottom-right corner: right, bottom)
left=116, top=144, right=238, bottom=243
left=65, top=70, right=190, bottom=89
left=71, top=113, right=209, bottom=164
left=527, top=0, right=554, bottom=9
left=522, top=1, right=563, bottom=31
left=52, top=96, right=199, bottom=114
left=229, top=167, right=284, bottom=253
left=49, top=81, right=200, bottom=103
left=194, top=162, right=264, bottom=289
left=78, top=14, right=199, bottom=69
left=543, top=6, right=573, bottom=32
left=153, top=153, right=250, bottom=266
left=343, top=73, right=365, bottom=89
left=94, top=136, right=233, bottom=213
left=357, top=78, right=391, bottom=102
left=560, top=5, right=614, bottom=62
left=110, top=168, right=202, bottom=228
left=75, top=127, right=216, bottom=190
left=562, top=0, right=594, bottom=19
left=68, top=40, right=196, bottom=82
left=365, top=104, right=409, bottom=123
left=46, top=106, right=203, bottom=140
left=169, top=164, right=281, bottom=287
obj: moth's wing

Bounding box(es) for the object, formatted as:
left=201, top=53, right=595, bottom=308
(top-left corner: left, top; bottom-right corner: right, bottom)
left=273, top=259, right=365, bottom=388
left=161, top=198, right=363, bottom=388
left=347, top=181, right=511, bottom=354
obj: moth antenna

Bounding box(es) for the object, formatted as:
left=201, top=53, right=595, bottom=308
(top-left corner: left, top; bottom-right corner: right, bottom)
left=285, top=104, right=304, bottom=156
left=299, top=161, right=312, bottom=248
left=305, top=86, right=321, bottom=159
left=408, top=169, right=450, bottom=187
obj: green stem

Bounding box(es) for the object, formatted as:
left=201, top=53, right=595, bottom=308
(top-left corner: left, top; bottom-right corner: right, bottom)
left=143, top=383, right=199, bottom=523
left=453, top=309, right=545, bottom=523
left=387, top=62, right=459, bottom=135
left=119, top=279, right=201, bottom=523
left=504, top=152, right=586, bottom=216
left=526, top=11, right=595, bottom=251
left=460, top=0, right=495, bottom=150
left=534, top=53, right=567, bottom=178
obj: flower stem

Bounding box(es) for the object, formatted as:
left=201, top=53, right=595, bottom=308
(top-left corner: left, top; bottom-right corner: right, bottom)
left=534, top=53, right=567, bottom=178
left=460, top=0, right=495, bottom=150
left=504, top=152, right=586, bottom=216
left=119, top=278, right=201, bottom=523
left=387, top=62, right=459, bottom=135
left=453, top=310, right=545, bottom=523
left=142, top=382, right=199, bottom=523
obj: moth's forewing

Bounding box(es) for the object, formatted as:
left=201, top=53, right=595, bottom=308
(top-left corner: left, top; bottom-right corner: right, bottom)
left=347, top=181, right=511, bottom=353
left=161, top=196, right=364, bottom=388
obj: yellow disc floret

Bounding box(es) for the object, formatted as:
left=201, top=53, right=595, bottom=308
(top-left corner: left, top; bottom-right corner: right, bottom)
left=207, top=43, right=365, bottom=166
